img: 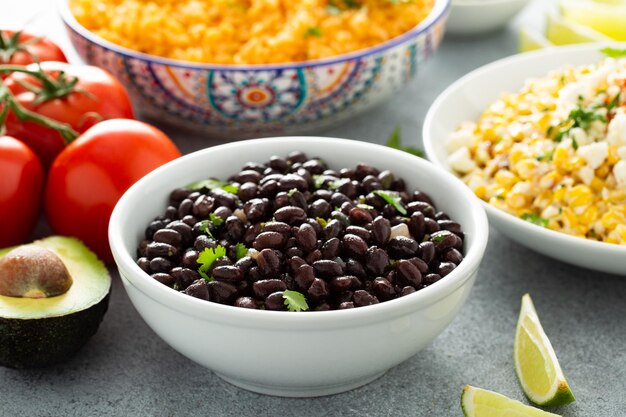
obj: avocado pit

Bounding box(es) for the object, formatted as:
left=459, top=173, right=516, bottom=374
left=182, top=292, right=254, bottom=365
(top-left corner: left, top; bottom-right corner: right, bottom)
left=0, top=245, right=73, bottom=298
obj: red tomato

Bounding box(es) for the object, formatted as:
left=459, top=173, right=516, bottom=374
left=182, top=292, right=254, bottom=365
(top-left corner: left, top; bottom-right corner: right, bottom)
left=4, top=61, right=134, bottom=168
left=45, top=119, right=181, bottom=261
left=0, top=136, right=45, bottom=248
left=0, top=30, right=67, bottom=66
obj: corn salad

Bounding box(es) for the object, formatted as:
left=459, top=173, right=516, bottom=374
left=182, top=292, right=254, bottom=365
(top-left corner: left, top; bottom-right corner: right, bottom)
left=446, top=56, right=626, bottom=244
left=70, top=0, right=434, bottom=65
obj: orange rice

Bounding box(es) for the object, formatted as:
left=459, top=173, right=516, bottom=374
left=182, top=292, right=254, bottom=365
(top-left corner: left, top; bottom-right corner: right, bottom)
left=69, top=0, right=435, bottom=64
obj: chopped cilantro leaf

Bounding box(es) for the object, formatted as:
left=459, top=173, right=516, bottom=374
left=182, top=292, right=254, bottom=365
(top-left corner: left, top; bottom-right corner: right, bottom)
left=304, top=27, right=322, bottom=37
left=198, top=220, right=214, bottom=237
left=235, top=243, right=248, bottom=260
left=316, top=217, right=328, bottom=228
left=197, top=246, right=227, bottom=281
left=186, top=178, right=239, bottom=194
left=600, top=47, right=626, bottom=58
left=287, top=188, right=298, bottom=197
left=536, top=150, right=553, bottom=162
left=283, top=290, right=309, bottom=312
left=329, top=178, right=350, bottom=190
left=385, top=126, right=425, bottom=158
left=209, top=212, right=224, bottom=227
left=313, top=175, right=327, bottom=189
left=520, top=213, right=549, bottom=228
left=373, top=190, right=407, bottom=215
left=431, top=234, right=445, bottom=242
left=608, top=92, right=621, bottom=111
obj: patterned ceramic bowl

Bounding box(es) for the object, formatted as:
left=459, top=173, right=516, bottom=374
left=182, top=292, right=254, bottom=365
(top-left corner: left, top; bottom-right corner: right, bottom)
left=58, top=0, right=449, bottom=136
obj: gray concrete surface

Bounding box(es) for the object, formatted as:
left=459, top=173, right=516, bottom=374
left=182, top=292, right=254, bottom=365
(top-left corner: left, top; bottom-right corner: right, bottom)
left=1, top=1, right=625, bottom=416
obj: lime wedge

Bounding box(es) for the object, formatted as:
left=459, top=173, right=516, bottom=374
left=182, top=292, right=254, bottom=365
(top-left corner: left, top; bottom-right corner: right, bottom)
left=519, top=27, right=554, bottom=52
left=545, top=12, right=611, bottom=45
left=514, top=294, right=575, bottom=407
left=461, top=385, right=561, bottom=417
left=560, top=0, right=626, bottom=40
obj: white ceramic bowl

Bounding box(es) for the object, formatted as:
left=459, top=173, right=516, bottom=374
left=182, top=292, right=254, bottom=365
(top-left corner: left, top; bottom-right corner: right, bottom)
left=423, top=43, right=626, bottom=276
left=446, top=0, right=530, bottom=36
left=109, top=137, right=489, bottom=397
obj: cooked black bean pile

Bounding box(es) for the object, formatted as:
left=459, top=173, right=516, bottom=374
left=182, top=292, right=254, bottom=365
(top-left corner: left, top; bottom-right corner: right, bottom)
left=136, top=151, right=465, bottom=311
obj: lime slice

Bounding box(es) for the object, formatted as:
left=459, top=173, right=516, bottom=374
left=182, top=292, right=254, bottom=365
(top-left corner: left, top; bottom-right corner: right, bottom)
left=461, top=385, right=561, bottom=417
left=519, top=27, right=554, bottom=52
left=560, top=0, right=626, bottom=40
left=545, top=12, right=611, bottom=45
left=514, top=294, right=575, bottom=407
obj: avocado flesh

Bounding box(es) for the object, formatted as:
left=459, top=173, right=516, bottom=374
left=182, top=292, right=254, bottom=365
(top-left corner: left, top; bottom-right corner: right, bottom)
left=0, top=236, right=111, bottom=368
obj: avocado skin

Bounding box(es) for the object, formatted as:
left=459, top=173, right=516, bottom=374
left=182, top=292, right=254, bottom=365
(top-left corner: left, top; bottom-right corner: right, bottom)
left=0, top=290, right=110, bottom=368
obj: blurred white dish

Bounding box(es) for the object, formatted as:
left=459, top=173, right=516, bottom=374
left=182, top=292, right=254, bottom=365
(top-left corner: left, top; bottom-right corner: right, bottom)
left=446, top=0, right=530, bottom=36
left=423, top=43, right=626, bottom=276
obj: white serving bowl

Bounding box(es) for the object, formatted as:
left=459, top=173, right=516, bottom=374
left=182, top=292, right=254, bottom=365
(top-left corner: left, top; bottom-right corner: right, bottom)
left=109, top=137, right=489, bottom=397
left=446, top=0, right=530, bottom=36
left=423, top=43, right=626, bottom=276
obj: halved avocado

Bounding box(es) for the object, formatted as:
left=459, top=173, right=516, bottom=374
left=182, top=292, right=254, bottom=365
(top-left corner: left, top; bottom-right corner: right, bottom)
left=0, top=236, right=111, bottom=368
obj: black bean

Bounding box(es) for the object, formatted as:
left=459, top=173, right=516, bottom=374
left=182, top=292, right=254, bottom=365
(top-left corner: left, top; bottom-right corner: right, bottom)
left=436, top=261, right=456, bottom=277
left=336, top=180, right=357, bottom=199
left=213, top=206, right=233, bottom=222
left=430, top=230, right=458, bottom=252
left=396, top=260, right=422, bottom=287
left=423, top=273, right=442, bottom=286
left=304, top=249, right=322, bottom=264
left=169, top=188, right=192, bottom=205
left=248, top=266, right=262, bottom=282
left=371, top=278, right=395, bottom=301
left=274, top=206, right=307, bottom=225
left=149, top=257, right=172, bottom=274
left=330, top=192, right=351, bottom=208
left=146, top=242, right=178, bottom=260
left=353, top=290, right=379, bottom=307
left=269, top=155, right=289, bottom=172
left=295, top=223, right=317, bottom=252
left=278, top=174, right=308, bottom=192
left=377, top=170, right=394, bottom=189
left=211, top=189, right=237, bottom=209
left=345, top=226, right=371, bottom=242
left=312, top=259, right=343, bottom=278
left=294, top=264, right=315, bottom=291
left=443, top=248, right=464, bottom=265
left=224, top=216, right=244, bottom=242
left=234, top=296, right=258, bottom=309
left=329, top=276, right=359, bottom=292
left=362, top=175, right=382, bottom=193
left=137, top=257, right=151, bottom=273
left=418, top=241, right=436, bottom=264
left=192, top=195, right=215, bottom=218
left=258, top=179, right=278, bottom=197
left=166, top=220, right=193, bottom=246
left=407, top=201, right=435, bottom=218
left=170, top=267, right=199, bottom=289
left=348, top=207, right=373, bottom=225
left=387, top=236, right=418, bottom=259
left=256, top=248, right=281, bottom=277
left=287, top=151, right=307, bottom=164
left=370, top=215, right=391, bottom=245
left=145, top=219, right=168, bottom=240
left=252, top=279, right=286, bottom=299
left=194, top=235, right=217, bottom=252
left=302, top=159, right=326, bottom=174
left=234, top=169, right=263, bottom=184
left=355, top=163, right=379, bottom=180
left=265, top=291, right=287, bottom=310
left=400, top=286, right=416, bottom=297
left=412, top=190, right=434, bottom=205
left=322, top=219, right=342, bottom=240
left=408, top=211, right=426, bottom=242
left=408, top=257, right=429, bottom=274
left=343, top=234, right=368, bottom=258
left=244, top=198, right=268, bottom=223
left=307, top=278, right=329, bottom=302
left=164, top=205, right=179, bottom=220
left=288, top=190, right=308, bottom=210
left=331, top=210, right=350, bottom=227
left=253, top=231, right=286, bottom=250
left=238, top=182, right=258, bottom=202
left=181, top=215, right=198, bottom=227
left=424, top=217, right=441, bottom=234
left=212, top=265, right=244, bottom=283
left=321, top=237, right=341, bottom=259
left=364, top=246, right=388, bottom=276
left=184, top=279, right=210, bottom=300
left=308, top=199, right=331, bottom=218
left=207, top=280, right=238, bottom=304
left=345, top=258, right=366, bottom=279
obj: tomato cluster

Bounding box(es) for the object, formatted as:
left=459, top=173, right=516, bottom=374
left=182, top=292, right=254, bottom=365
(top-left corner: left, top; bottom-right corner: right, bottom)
left=0, top=31, right=181, bottom=261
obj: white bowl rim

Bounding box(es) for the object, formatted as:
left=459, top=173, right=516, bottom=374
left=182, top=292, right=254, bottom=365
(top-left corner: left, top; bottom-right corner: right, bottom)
left=58, top=0, right=449, bottom=71
left=423, top=42, right=626, bottom=259
left=109, top=136, right=489, bottom=330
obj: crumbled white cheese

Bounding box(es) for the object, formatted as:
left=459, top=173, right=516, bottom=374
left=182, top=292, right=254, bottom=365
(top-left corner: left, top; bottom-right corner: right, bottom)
left=445, top=122, right=476, bottom=153
left=577, top=165, right=595, bottom=185
left=607, top=112, right=626, bottom=147
left=568, top=127, right=591, bottom=147
left=448, top=147, right=477, bottom=174
left=613, top=160, right=626, bottom=188
left=577, top=141, right=609, bottom=169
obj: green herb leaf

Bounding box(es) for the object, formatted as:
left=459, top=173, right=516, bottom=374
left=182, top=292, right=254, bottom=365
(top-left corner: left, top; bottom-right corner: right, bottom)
left=186, top=178, right=239, bottom=194
left=373, top=190, right=407, bottom=215
left=287, top=188, right=298, bottom=197
left=304, top=27, right=322, bottom=37
left=329, top=178, right=350, bottom=190
left=608, top=91, right=621, bottom=111
left=209, top=212, right=224, bottom=227
left=198, top=220, right=214, bottom=238
left=601, top=47, right=626, bottom=58
left=520, top=213, right=549, bottom=228
left=313, top=175, right=326, bottom=189
left=283, top=290, right=309, bottom=312
left=197, top=246, right=227, bottom=281
left=385, top=126, right=425, bottom=158
left=536, top=150, right=553, bottom=162
left=316, top=217, right=328, bottom=228
left=432, top=234, right=445, bottom=242
left=235, top=243, right=248, bottom=260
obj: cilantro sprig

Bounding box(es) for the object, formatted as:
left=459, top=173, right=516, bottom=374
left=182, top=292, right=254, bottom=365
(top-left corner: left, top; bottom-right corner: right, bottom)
left=197, top=246, right=227, bottom=281
left=600, top=47, right=626, bottom=58
left=386, top=126, right=425, bottom=158
left=235, top=243, right=249, bottom=260
left=373, top=189, right=407, bottom=215
left=283, top=290, right=309, bottom=312
left=186, top=178, right=239, bottom=194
